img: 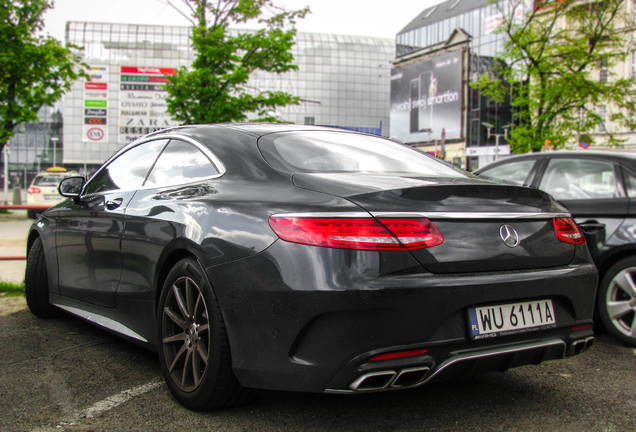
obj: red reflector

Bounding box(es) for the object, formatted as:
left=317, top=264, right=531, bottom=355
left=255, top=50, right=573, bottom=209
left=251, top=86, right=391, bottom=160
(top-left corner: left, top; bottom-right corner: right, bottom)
left=571, top=324, right=592, bottom=332
left=553, top=218, right=585, bottom=245
left=27, top=187, right=41, bottom=194
left=268, top=216, right=443, bottom=250
left=369, top=348, right=429, bottom=362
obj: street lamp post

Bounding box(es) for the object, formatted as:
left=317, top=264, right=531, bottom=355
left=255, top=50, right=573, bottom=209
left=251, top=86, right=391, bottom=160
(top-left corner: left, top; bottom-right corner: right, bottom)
left=3, top=143, right=10, bottom=204
left=482, top=122, right=511, bottom=161
left=51, top=137, right=59, bottom=167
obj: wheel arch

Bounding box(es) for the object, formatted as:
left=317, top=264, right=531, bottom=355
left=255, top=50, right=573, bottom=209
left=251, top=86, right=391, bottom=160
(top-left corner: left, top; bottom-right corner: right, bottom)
left=596, top=245, right=636, bottom=281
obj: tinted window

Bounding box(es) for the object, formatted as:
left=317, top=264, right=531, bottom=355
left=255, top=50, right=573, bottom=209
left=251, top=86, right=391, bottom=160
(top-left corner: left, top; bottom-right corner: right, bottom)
left=478, top=159, right=536, bottom=186
left=540, top=158, right=619, bottom=200
left=623, top=168, right=636, bottom=198
left=259, top=131, right=466, bottom=177
left=84, top=139, right=168, bottom=195
left=144, top=140, right=219, bottom=188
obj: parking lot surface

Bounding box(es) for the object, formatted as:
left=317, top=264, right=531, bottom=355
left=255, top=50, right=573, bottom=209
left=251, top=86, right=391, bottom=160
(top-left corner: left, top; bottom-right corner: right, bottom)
left=1, top=297, right=634, bottom=432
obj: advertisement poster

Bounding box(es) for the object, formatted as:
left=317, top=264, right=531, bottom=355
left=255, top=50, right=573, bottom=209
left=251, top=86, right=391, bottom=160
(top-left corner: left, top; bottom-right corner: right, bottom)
left=82, top=65, right=109, bottom=144
left=118, top=66, right=180, bottom=144
left=390, top=50, right=462, bottom=144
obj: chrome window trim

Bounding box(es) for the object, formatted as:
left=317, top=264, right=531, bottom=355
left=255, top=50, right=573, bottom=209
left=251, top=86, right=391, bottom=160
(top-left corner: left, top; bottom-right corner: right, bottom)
left=271, top=212, right=571, bottom=220
left=81, top=133, right=227, bottom=199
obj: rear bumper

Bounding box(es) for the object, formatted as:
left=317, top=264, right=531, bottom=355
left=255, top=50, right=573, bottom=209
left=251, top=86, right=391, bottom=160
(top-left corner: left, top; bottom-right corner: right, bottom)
left=207, top=241, right=597, bottom=393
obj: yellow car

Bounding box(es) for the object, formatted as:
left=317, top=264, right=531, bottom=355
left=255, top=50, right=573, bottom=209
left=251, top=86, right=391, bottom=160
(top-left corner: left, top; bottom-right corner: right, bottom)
left=26, top=168, right=76, bottom=218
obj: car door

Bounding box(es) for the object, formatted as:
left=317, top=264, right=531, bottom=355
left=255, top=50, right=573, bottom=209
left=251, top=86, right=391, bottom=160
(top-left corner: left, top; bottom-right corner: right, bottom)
left=54, top=139, right=168, bottom=307
left=535, top=157, right=627, bottom=261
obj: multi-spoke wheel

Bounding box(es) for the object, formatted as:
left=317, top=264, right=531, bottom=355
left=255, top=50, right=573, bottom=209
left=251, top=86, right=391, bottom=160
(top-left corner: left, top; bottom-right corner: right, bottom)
left=598, top=257, right=636, bottom=347
left=25, top=237, right=57, bottom=318
left=157, top=258, right=252, bottom=410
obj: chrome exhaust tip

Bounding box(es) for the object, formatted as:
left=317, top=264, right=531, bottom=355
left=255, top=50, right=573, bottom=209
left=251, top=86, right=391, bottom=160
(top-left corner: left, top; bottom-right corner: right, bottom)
left=391, top=366, right=431, bottom=388
left=349, top=370, right=396, bottom=391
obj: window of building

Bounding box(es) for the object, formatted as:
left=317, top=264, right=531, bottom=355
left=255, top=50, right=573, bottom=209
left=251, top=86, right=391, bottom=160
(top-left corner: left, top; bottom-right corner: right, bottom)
left=599, top=59, right=608, bottom=83
left=598, top=105, right=607, bottom=132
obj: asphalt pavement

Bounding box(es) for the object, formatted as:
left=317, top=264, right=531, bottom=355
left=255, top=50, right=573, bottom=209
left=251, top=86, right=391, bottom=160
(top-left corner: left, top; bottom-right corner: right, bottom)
left=0, top=298, right=634, bottom=432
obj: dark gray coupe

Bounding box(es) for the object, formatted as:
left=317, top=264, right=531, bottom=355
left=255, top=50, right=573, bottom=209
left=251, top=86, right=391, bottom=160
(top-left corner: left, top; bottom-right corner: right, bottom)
left=25, top=124, right=596, bottom=410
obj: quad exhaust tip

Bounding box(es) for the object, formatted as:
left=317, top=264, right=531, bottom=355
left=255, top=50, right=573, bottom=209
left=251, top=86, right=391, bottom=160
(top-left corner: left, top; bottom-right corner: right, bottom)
left=568, top=336, right=594, bottom=356
left=349, top=366, right=431, bottom=392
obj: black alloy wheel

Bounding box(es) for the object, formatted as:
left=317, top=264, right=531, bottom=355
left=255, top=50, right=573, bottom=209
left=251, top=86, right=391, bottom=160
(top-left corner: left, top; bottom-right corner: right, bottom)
left=24, top=237, right=58, bottom=318
left=598, top=256, right=636, bottom=347
left=157, top=258, right=252, bottom=410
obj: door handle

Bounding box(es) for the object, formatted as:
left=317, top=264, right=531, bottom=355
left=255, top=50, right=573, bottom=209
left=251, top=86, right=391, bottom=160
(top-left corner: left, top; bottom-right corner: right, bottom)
left=105, top=197, right=123, bottom=210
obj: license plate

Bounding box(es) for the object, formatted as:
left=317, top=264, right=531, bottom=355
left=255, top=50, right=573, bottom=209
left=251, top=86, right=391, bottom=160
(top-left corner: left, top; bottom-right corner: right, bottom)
left=468, top=299, right=556, bottom=339
left=44, top=194, right=60, bottom=200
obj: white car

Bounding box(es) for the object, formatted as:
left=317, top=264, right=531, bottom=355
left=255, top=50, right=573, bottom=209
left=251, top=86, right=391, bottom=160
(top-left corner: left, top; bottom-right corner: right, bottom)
left=26, top=169, right=75, bottom=218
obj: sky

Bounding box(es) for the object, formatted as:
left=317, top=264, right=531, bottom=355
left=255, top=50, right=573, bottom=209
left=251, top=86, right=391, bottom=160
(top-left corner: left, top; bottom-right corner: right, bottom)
left=43, top=0, right=446, bottom=42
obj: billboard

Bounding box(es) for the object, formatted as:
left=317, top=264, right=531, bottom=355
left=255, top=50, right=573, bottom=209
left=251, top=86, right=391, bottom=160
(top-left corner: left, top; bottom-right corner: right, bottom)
left=118, top=66, right=180, bottom=144
left=390, top=50, right=463, bottom=144
left=82, top=66, right=109, bottom=144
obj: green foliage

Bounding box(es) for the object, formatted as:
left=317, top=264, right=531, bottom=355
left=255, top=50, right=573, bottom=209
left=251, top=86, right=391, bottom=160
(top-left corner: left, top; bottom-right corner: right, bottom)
left=0, top=0, right=86, bottom=154
left=473, top=0, right=635, bottom=152
left=164, top=0, right=309, bottom=124
left=0, top=280, right=25, bottom=297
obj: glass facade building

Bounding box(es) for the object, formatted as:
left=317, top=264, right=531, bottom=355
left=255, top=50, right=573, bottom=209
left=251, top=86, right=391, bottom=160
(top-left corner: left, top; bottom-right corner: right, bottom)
left=60, top=22, right=394, bottom=169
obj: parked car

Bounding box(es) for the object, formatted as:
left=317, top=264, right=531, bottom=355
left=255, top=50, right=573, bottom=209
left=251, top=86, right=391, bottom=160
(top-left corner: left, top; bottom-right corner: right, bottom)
left=476, top=150, right=636, bottom=347
left=25, top=124, right=596, bottom=411
left=26, top=167, right=76, bottom=219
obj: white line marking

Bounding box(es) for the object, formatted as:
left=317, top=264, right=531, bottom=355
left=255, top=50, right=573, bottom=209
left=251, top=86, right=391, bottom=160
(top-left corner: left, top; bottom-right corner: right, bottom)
left=32, top=379, right=163, bottom=432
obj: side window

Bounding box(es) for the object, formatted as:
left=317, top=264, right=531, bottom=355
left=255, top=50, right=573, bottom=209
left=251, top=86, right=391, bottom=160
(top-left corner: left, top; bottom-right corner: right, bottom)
left=84, top=139, right=168, bottom=195
left=623, top=168, right=636, bottom=198
left=478, top=159, right=536, bottom=186
left=144, top=140, right=220, bottom=188
left=539, top=159, right=618, bottom=200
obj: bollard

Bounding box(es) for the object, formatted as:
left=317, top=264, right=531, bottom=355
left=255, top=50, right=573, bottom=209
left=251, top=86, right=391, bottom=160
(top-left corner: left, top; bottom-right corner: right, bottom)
left=12, top=187, right=22, bottom=205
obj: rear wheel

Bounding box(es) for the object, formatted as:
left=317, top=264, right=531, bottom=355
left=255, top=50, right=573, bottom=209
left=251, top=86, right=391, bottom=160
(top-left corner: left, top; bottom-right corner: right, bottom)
left=598, top=257, right=636, bottom=347
left=24, top=237, right=57, bottom=318
left=157, top=258, right=253, bottom=410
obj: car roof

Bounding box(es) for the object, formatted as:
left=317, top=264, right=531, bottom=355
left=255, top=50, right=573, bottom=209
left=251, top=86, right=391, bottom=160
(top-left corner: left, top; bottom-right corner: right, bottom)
left=476, top=150, right=636, bottom=172
left=147, top=123, right=354, bottom=139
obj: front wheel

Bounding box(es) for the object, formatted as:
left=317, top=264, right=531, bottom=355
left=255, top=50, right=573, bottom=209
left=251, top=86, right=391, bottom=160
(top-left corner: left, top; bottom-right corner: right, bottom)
left=157, top=258, right=253, bottom=410
left=598, top=257, right=636, bottom=347
left=24, top=237, right=57, bottom=318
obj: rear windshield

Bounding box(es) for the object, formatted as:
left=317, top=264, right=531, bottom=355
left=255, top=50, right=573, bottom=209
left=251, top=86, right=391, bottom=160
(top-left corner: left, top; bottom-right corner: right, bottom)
left=259, top=131, right=466, bottom=177
left=33, top=175, right=65, bottom=186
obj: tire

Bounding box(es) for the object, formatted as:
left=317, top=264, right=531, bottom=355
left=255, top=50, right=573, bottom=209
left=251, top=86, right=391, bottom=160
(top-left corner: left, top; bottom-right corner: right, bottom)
left=27, top=209, right=36, bottom=219
left=597, top=257, right=636, bottom=347
left=157, top=258, right=253, bottom=411
left=24, top=237, right=58, bottom=318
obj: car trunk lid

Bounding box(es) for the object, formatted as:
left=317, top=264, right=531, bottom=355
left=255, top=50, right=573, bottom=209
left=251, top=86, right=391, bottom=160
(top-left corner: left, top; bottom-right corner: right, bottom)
left=292, top=173, right=577, bottom=274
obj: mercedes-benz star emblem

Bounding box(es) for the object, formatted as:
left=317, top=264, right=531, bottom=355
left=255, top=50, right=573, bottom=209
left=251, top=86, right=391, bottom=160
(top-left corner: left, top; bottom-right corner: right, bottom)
left=500, top=225, right=520, bottom=248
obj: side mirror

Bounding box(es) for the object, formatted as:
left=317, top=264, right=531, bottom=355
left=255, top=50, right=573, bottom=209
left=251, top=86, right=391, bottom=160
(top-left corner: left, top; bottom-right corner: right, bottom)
left=58, top=176, right=86, bottom=200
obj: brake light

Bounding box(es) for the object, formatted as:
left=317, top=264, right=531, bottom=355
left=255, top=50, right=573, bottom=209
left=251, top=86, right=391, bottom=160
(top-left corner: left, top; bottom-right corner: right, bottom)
left=27, top=187, right=41, bottom=194
left=268, top=216, right=443, bottom=250
left=553, top=218, right=585, bottom=245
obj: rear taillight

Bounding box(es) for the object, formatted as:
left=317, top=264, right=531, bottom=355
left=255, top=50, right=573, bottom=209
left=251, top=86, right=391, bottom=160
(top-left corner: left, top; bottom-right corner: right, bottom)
left=268, top=216, right=443, bottom=251
left=27, top=187, right=41, bottom=194
left=553, top=218, right=585, bottom=245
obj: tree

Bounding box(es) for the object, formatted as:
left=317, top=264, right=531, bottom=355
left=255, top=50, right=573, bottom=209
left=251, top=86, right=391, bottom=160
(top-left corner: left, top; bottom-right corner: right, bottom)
left=163, top=0, right=309, bottom=124
left=474, top=0, right=635, bottom=152
left=0, top=0, right=86, bottom=155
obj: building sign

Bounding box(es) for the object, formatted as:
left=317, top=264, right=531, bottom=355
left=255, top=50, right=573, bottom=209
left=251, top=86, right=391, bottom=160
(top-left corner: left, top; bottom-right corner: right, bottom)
left=118, top=66, right=180, bottom=144
left=390, top=50, right=463, bottom=144
left=82, top=65, right=109, bottom=144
